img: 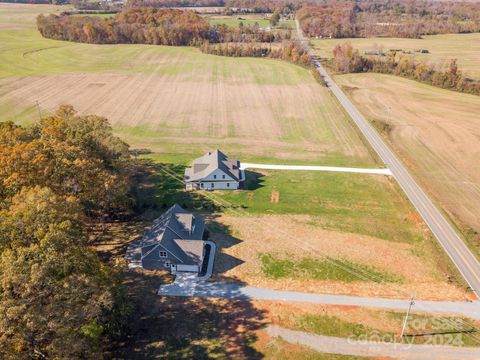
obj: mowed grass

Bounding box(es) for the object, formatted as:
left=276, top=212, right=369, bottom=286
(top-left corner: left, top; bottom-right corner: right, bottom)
left=203, top=14, right=295, bottom=29
left=204, top=14, right=271, bottom=28
left=215, top=170, right=422, bottom=242
left=146, top=161, right=426, bottom=243
left=260, top=253, right=400, bottom=283
left=311, top=33, right=480, bottom=78
left=0, top=3, right=377, bottom=166
left=335, top=73, right=480, bottom=257
left=266, top=303, right=480, bottom=347
left=292, top=314, right=384, bottom=339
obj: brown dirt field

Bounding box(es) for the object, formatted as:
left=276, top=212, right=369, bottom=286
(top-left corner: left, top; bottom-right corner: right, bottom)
left=209, top=214, right=466, bottom=300
left=0, top=71, right=372, bottom=162
left=336, top=73, right=480, bottom=252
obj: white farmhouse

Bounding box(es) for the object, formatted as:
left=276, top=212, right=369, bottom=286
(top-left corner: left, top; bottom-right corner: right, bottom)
left=184, top=150, right=245, bottom=190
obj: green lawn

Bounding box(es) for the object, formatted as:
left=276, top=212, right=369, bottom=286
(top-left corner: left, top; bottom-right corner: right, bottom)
left=141, top=161, right=427, bottom=243
left=294, top=314, right=387, bottom=340
left=207, top=18, right=270, bottom=28
left=203, top=14, right=270, bottom=28
left=202, top=14, right=294, bottom=29
left=215, top=170, right=423, bottom=242
left=260, top=253, right=400, bottom=283
left=311, top=33, right=480, bottom=79
left=277, top=311, right=480, bottom=347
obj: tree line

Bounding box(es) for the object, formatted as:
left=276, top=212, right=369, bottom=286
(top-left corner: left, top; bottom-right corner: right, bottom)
left=0, top=106, right=133, bottom=358
left=126, top=0, right=300, bottom=13
left=37, top=8, right=291, bottom=46
left=200, top=39, right=311, bottom=66
left=332, top=43, right=480, bottom=95
left=38, top=8, right=210, bottom=46
left=298, top=0, right=480, bottom=39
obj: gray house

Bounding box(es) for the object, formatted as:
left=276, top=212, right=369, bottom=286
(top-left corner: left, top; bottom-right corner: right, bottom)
left=184, top=149, right=245, bottom=190
left=126, top=204, right=206, bottom=274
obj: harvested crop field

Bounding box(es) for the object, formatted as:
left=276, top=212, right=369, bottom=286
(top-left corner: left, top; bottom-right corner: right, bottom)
left=0, top=69, right=371, bottom=164
left=335, top=73, right=480, bottom=256
left=209, top=214, right=466, bottom=300
left=0, top=3, right=376, bottom=166
left=312, top=33, right=480, bottom=79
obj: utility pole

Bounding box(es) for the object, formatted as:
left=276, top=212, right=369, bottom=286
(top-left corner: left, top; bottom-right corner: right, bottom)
left=401, top=297, right=415, bottom=338
left=35, top=100, right=42, bottom=120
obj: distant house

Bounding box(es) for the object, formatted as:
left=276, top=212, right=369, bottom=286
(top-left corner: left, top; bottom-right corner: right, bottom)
left=184, top=149, right=245, bottom=190
left=125, top=204, right=207, bottom=274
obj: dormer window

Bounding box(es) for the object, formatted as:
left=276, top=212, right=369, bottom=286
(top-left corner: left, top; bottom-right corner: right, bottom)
left=159, top=251, right=167, bottom=258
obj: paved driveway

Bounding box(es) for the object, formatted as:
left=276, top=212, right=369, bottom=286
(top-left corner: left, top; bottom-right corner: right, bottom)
left=267, top=325, right=480, bottom=360
left=240, top=162, right=392, bottom=175
left=159, top=280, right=480, bottom=320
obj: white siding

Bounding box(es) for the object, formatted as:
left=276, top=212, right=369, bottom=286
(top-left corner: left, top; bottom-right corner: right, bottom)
left=176, top=264, right=199, bottom=272
left=202, top=169, right=234, bottom=182
left=201, top=181, right=238, bottom=190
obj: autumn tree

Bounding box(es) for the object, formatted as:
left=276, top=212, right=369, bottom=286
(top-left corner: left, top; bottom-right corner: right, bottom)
left=269, top=8, right=281, bottom=27
left=0, top=105, right=133, bottom=216
left=0, top=186, right=128, bottom=359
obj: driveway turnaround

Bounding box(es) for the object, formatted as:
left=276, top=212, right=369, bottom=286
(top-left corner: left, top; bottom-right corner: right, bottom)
left=240, top=162, right=392, bottom=175
left=296, top=21, right=480, bottom=297
left=267, top=325, right=480, bottom=360
left=158, top=280, right=480, bottom=320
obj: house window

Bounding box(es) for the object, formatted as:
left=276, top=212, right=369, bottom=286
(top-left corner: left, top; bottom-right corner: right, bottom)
left=213, top=175, right=217, bottom=179
left=227, top=183, right=230, bottom=187
left=222, top=175, right=225, bottom=179
left=159, top=251, right=167, bottom=258
left=165, top=262, right=170, bottom=267
left=211, top=183, right=214, bottom=188
left=200, top=183, right=204, bottom=188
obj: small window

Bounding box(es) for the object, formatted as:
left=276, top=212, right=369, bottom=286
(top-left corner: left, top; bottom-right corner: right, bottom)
left=222, top=175, right=225, bottom=179
left=227, top=183, right=230, bottom=187
left=165, top=262, right=170, bottom=267
left=213, top=175, right=217, bottom=179
left=211, top=183, right=214, bottom=188
left=159, top=251, right=167, bottom=258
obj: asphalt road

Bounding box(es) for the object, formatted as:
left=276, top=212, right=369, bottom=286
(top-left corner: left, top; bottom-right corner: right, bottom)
left=295, top=21, right=480, bottom=296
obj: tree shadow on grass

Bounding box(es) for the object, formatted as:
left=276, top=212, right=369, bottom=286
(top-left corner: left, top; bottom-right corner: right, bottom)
left=204, top=215, right=246, bottom=277
left=243, top=170, right=266, bottom=191
left=132, top=159, right=219, bottom=219
left=110, top=270, right=266, bottom=359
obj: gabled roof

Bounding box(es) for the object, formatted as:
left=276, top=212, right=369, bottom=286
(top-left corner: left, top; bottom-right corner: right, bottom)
left=184, top=149, right=241, bottom=182
left=128, top=204, right=205, bottom=266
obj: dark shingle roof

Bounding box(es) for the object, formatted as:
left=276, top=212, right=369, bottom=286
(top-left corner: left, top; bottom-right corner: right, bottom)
left=130, top=204, right=205, bottom=266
